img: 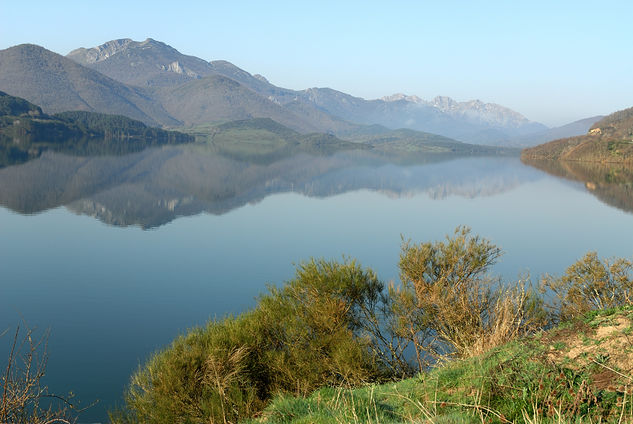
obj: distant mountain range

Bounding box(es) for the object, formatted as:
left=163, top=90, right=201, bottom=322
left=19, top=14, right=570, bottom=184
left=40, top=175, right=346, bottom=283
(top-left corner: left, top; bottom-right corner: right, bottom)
left=522, top=107, right=633, bottom=163
left=0, top=38, right=605, bottom=146
left=1, top=88, right=514, bottom=171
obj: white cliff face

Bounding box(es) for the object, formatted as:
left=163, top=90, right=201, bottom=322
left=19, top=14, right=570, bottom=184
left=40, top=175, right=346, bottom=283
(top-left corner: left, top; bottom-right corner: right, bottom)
left=68, top=39, right=134, bottom=63
left=381, top=93, right=424, bottom=103
left=162, top=61, right=198, bottom=78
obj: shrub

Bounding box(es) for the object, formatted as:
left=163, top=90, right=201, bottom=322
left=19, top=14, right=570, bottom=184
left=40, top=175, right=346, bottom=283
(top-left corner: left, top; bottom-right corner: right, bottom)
left=117, top=312, right=269, bottom=424
left=388, top=227, right=545, bottom=370
left=114, top=258, right=386, bottom=424
left=114, top=230, right=555, bottom=423
left=541, top=251, right=633, bottom=322
left=256, top=258, right=385, bottom=394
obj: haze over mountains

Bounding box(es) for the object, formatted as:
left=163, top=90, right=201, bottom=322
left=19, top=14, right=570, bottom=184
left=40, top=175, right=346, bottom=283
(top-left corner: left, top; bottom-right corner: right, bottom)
left=0, top=38, right=603, bottom=146
left=512, top=116, right=605, bottom=146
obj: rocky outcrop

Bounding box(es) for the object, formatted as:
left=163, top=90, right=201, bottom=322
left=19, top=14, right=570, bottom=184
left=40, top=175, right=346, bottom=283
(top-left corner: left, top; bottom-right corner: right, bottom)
left=67, top=38, right=134, bottom=63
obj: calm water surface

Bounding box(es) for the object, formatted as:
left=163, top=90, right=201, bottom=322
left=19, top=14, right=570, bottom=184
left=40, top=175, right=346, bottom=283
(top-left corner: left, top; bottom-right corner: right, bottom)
left=1, top=146, right=632, bottom=422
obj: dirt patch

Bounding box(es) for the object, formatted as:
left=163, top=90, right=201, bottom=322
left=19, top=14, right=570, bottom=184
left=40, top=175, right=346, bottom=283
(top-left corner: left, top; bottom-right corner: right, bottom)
left=596, top=317, right=628, bottom=339
left=544, top=312, right=633, bottom=390
left=592, top=369, right=622, bottom=391
left=541, top=320, right=591, bottom=345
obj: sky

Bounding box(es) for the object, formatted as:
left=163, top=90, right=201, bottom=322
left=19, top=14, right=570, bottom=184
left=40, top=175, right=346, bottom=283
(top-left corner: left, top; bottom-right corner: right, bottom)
left=1, top=0, right=631, bottom=126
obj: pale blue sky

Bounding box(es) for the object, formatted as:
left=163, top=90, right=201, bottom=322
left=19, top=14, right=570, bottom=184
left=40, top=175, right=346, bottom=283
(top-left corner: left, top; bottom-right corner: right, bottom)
left=1, top=0, right=631, bottom=126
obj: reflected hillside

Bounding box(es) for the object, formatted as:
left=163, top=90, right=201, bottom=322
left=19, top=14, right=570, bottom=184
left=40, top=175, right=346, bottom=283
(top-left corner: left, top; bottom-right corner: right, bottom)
left=523, top=158, right=633, bottom=213
left=0, top=144, right=538, bottom=228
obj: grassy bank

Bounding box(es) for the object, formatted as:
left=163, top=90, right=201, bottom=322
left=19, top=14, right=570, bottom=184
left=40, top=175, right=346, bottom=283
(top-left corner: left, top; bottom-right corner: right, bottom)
left=105, top=227, right=633, bottom=424
left=253, top=306, right=633, bottom=423
left=6, top=228, right=625, bottom=423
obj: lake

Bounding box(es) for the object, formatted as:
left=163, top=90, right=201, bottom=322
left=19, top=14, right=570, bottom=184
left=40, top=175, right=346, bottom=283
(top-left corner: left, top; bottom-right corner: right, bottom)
left=1, top=145, right=633, bottom=422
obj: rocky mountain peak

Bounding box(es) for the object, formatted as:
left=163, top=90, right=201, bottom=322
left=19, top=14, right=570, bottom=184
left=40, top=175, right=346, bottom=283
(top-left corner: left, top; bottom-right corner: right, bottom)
left=65, top=38, right=213, bottom=88
left=429, top=97, right=532, bottom=127
left=382, top=93, right=424, bottom=103
left=431, top=96, right=458, bottom=111
left=68, top=38, right=183, bottom=65
left=138, top=38, right=174, bottom=51
left=67, top=38, right=134, bottom=63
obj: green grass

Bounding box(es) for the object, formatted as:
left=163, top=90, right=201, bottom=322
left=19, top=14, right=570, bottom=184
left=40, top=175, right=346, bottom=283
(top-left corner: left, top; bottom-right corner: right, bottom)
left=246, top=308, right=633, bottom=423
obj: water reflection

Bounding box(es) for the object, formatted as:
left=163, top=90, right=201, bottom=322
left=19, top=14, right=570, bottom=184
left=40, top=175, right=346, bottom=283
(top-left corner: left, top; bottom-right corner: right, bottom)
left=522, top=158, right=633, bottom=214
left=0, top=132, right=189, bottom=169
left=0, top=143, right=537, bottom=228
left=3, top=144, right=633, bottom=423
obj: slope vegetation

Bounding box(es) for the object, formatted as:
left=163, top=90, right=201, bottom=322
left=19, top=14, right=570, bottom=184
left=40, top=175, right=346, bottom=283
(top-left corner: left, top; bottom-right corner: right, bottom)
left=108, top=227, right=633, bottom=424
left=522, top=107, right=633, bottom=163
left=192, top=117, right=365, bottom=160
left=0, top=91, right=192, bottom=167
left=0, top=44, right=179, bottom=126
left=255, top=307, right=633, bottom=423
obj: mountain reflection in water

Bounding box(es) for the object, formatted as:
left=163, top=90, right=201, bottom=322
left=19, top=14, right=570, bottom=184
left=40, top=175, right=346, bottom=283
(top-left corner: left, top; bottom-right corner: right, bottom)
left=522, top=158, right=633, bottom=215
left=0, top=144, right=538, bottom=228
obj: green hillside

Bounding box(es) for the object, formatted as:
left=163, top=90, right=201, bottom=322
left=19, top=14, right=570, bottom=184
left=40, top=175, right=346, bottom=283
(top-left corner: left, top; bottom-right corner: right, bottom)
left=522, top=107, right=633, bottom=163
left=0, top=92, right=193, bottom=167
left=354, top=128, right=518, bottom=156
left=0, top=90, right=43, bottom=116
left=185, top=117, right=367, bottom=162
left=186, top=118, right=516, bottom=163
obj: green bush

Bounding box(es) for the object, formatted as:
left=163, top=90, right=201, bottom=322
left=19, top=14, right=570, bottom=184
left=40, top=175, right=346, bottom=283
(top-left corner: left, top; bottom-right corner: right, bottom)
left=256, top=258, right=385, bottom=394
left=116, top=312, right=268, bottom=424
left=115, top=230, right=633, bottom=423
left=113, top=258, right=386, bottom=424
